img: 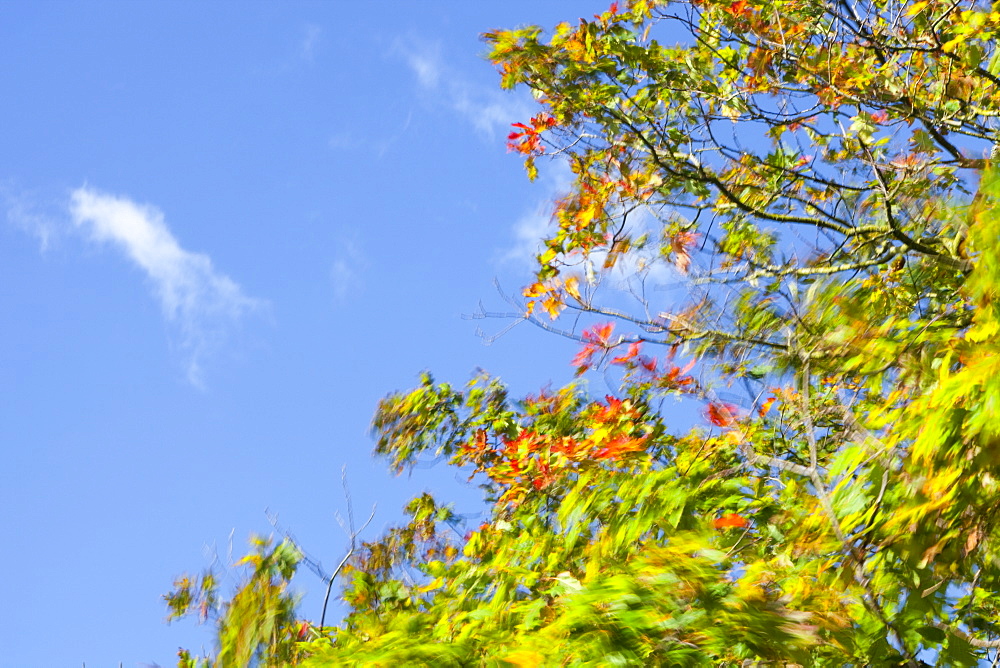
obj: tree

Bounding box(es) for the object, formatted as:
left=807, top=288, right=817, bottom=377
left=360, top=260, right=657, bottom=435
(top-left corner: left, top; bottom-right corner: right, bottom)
left=167, top=0, right=1000, bottom=664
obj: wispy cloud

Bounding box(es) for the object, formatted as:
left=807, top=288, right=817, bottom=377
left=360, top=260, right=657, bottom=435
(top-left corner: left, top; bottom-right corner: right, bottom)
left=69, top=186, right=262, bottom=387
left=394, top=37, right=678, bottom=303
left=299, top=24, right=322, bottom=62
left=2, top=183, right=61, bottom=251
left=403, top=40, right=442, bottom=89
left=501, top=161, right=574, bottom=270
left=395, top=37, right=533, bottom=138
left=500, top=161, right=678, bottom=297
left=329, top=110, right=413, bottom=157
left=330, top=234, right=366, bottom=303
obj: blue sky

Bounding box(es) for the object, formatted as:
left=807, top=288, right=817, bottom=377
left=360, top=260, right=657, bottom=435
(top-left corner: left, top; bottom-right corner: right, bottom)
left=0, top=2, right=601, bottom=665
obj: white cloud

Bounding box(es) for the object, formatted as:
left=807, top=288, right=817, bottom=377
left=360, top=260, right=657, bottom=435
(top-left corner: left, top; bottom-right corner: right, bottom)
left=393, top=38, right=680, bottom=305
left=69, top=186, right=262, bottom=387
left=2, top=183, right=61, bottom=251
left=501, top=159, right=573, bottom=269
left=299, top=24, right=322, bottom=62
left=395, top=37, right=533, bottom=139
left=500, top=160, right=678, bottom=296
left=330, top=235, right=366, bottom=303
left=403, top=42, right=442, bottom=89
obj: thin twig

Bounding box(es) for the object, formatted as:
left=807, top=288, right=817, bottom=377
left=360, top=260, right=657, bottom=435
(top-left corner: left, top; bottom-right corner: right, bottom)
left=319, top=468, right=377, bottom=629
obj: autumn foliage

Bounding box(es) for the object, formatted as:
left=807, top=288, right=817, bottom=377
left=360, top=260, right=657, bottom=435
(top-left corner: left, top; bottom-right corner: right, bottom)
left=167, top=0, right=1000, bottom=665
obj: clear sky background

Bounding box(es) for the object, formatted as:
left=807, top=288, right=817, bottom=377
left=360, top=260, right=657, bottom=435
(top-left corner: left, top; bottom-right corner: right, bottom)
left=0, top=1, right=608, bottom=665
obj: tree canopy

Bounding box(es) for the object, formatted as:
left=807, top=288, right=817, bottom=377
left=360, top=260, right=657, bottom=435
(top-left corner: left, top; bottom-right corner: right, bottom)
left=166, top=0, right=1000, bottom=665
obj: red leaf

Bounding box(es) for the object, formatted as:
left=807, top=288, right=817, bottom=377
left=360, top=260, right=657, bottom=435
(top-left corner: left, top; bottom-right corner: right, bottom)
left=713, top=512, right=749, bottom=530
left=610, top=341, right=642, bottom=365
left=583, top=322, right=615, bottom=345
left=591, top=435, right=646, bottom=460
left=508, top=119, right=552, bottom=155
left=758, top=396, right=777, bottom=416
left=724, top=0, right=753, bottom=18
left=571, top=344, right=597, bottom=372
left=591, top=395, right=626, bottom=422
left=706, top=402, right=739, bottom=427
left=671, top=230, right=699, bottom=275
left=529, top=113, right=557, bottom=131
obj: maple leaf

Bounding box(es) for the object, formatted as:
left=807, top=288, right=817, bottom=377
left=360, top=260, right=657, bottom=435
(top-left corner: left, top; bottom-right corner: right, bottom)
left=529, top=112, right=557, bottom=131
left=507, top=115, right=554, bottom=155
left=592, top=435, right=646, bottom=461
left=659, top=363, right=695, bottom=390
left=542, top=295, right=563, bottom=320
left=583, top=322, right=615, bottom=345
left=531, top=461, right=555, bottom=490
left=591, top=395, right=627, bottom=422
left=724, top=0, right=753, bottom=19
left=610, top=341, right=642, bottom=365
left=551, top=436, right=583, bottom=458
left=506, top=431, right=545, bottom=455
left=523, top=281, right=546, bottom=298
left=706, top=402, right=740, bottom=427
left=758, top=396, right=777, bottom=416
left=459, top=429, right=490, bottom=460
left=507, top=122, right=542, bottom=154
left=671, top=230, right=699, bottom=274
left=571, top=344, right=597, bottom=373
left=713, top=512, right=749, bottom=530
left=563, top=275, right=583, bottom=302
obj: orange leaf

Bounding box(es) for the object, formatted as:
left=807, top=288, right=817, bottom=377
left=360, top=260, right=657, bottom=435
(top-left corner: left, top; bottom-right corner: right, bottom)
left=758, top=396, right=777, bottom=416
left=523, top=282, right=546, bottom=298
left=542, top=295, right=564, bottom=320
left=583, top=322, right=614, bottom=345
left=571, top=344, right=597, bottom=373
left=592, top=435, right=646, bottom=460
left=610, top=341, right=641, bottom=365
left=724, top=0, right=753, bottom=19
left=671, top=230, right=699, bottom=274
left=713, top=512, right=749, bottom=530
left=564, top=275, right=582, bottom=302
left=706, top=402, right=739, bottom=427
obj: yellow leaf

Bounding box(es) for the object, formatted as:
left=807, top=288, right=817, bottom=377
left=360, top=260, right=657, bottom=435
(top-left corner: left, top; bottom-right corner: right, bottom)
left=525, top=156, right=538, bottom=182
left=564, top=275, right=582, bottom=302
left=966, top=319, right=999, bottom=343
left=942, top=36, right=963, bottom=53
left=577, top=203, right=598, bottom=227
left=542, top=296, right=564, bottom=320
left=905, top=1, right=928, bottom=16
left=502, top=650, right=544, bottom=667
left=418, top=577, right=443, bottom=593
left=523, top=282, right=546, bottom=298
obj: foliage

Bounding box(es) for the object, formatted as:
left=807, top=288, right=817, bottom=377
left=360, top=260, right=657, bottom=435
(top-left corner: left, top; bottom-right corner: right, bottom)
left=169, top=0, right=1000, bottom=665
left=166, top=536, right=307, bottom=667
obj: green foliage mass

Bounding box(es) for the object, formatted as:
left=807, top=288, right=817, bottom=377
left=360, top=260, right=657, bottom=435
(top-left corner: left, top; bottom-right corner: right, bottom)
left=166, top=0, right=1000, bottom=665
